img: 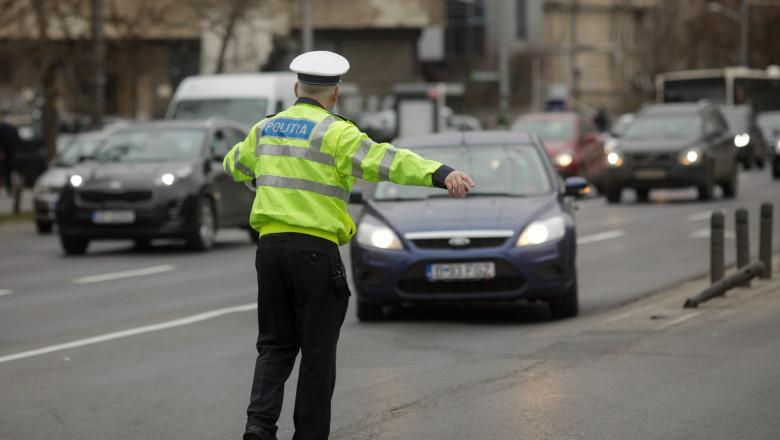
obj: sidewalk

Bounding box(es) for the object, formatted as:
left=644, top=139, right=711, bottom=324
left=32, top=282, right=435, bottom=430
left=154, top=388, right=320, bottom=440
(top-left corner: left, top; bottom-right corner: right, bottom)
left=0, top=187, right=34, bottom=217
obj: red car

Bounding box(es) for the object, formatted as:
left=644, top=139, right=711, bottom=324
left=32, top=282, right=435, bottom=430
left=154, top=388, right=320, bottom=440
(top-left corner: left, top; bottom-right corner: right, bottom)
left=511, top=112, right=607, bottom=192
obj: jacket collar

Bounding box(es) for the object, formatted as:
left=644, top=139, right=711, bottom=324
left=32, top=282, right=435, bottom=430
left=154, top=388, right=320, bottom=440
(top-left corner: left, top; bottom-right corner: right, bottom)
left=295, top=97, right=326, bottom=110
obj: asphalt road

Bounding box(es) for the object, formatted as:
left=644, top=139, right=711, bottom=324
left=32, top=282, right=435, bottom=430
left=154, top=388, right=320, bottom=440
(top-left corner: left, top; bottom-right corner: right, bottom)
left=1, top=168, right=779, bottom=439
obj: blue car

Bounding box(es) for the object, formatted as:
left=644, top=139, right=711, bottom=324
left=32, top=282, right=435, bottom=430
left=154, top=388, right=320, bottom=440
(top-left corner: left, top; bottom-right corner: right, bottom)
left=349, top=131, right=587, bottom=321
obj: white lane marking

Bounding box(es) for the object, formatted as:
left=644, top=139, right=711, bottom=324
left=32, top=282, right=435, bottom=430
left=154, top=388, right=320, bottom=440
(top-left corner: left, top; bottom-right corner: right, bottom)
left=577, top=230, right=625, bottom=245
left=0, top=303, right=257, bottom=365
left=601, top=305, right=655, bottom=324
left=654, top=312, right=701, bottom=331
left=0, top=289, right=13, bottom=297
left=690, top=228, right=735, bottom=239
left=72, top=264, right=176, bottom=284
left=687, top=211, right=714, bottom=222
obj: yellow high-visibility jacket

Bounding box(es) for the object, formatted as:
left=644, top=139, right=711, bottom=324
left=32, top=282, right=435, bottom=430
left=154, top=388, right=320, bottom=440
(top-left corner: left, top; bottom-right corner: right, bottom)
left=223, top=97, right=452, bottom=245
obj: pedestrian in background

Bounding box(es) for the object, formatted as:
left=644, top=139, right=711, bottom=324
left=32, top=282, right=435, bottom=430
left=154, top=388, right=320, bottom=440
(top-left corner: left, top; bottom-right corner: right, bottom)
left=223, top=50, right=475, bottom=440
left=594, top=106, right=610, bottom=133
left=0, top=110, right=20, bottom=195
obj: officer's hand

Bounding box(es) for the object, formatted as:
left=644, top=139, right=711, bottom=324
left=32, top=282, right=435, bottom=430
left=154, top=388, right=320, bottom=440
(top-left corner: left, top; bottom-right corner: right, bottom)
left=444, top=170, right=475, bottom=199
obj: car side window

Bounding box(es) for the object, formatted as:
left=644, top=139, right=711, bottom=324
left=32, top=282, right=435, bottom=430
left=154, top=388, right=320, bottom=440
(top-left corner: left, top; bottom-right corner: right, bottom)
left=223, top=127, right=247, bottom=149
left=210, top=127, right=245, bottom=158
left=703, top=112, right=721, bottom=137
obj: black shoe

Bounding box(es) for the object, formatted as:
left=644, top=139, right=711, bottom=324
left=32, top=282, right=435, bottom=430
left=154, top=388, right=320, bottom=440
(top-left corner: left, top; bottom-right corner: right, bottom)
left=243, top=425, right=277, bottom=440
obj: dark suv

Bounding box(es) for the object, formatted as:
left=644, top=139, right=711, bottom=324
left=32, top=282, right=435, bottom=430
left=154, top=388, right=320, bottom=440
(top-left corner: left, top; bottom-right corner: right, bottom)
left=603, top=102, right=738, bottom=203
left=56, top=118, right=255, bottom=255
left=719, top=105, right=766, bottom=170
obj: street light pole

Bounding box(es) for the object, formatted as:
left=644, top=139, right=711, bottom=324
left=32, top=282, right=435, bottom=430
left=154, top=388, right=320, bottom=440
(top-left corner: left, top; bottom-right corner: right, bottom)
left=739, top=0, right=748, bottom=66
left=706, top=0, right=748, bottom=67
left=301, top=0, right=313, bottom=52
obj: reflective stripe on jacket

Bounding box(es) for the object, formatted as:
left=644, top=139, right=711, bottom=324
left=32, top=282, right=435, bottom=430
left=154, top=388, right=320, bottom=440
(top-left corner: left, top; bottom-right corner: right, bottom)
left=223, top=99, right=446, bottom=245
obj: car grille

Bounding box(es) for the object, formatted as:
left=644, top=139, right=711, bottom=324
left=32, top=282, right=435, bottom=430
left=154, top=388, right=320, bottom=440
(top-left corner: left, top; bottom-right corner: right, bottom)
left=79, top=190, right=154, bottom=205
left=406, top=230, right=515, bottom=250
left=411, top=237, right=509, bottom=249
left=625, top=151, right=674, bottom=167
left=397, top=260, right=525, bottom=295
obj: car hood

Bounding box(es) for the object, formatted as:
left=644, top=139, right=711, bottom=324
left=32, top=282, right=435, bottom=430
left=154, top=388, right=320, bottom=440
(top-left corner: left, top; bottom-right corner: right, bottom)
left=366, top=194, right=560, bottom=235
left=618, top=137, right=700, bottom=152
left=540, top=140, right=575, bottom=155
left=71, top=161, right=197, bottom=185
left=36, top=167, right=70, bottom=189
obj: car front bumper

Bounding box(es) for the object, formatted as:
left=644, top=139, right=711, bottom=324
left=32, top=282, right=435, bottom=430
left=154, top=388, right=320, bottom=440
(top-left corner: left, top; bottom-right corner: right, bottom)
left=56, top=186, right=200, bottom=240
left=604, top=163, right=707, bottom=189
left=350, top=237, right=576, bottom=305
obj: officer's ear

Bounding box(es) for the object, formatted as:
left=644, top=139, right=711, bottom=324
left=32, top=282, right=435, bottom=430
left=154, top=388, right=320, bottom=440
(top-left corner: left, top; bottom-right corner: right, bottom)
left=331, top=86, right=339, bottom=103
left=294, top=82, right=299, bottom=98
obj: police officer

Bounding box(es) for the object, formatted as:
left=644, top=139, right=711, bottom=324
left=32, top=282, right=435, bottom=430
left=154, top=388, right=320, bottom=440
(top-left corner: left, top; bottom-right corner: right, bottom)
left=223, top=51, right=475, bottom=440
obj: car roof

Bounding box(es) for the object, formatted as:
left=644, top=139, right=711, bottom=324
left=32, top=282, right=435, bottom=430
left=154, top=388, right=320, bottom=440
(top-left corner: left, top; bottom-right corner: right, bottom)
left=512, top=112, right=580, bottom=122
left=638, top=102, right=711, bottom=116
left=112, top=118, right=248, bottom=132
left=719, top=105, right=750, bottom=114
left=393, top=130, right=539, bottom=149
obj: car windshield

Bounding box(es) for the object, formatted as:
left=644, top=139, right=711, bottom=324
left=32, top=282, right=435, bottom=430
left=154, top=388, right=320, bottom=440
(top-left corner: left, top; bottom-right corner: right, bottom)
left=511, top=119, right=574, bottom=141
left=55, top=136, right=104, bottom=167
left=623, top=114, right=702, bottom=140
left=721, top=110, right=748, bottom=132
left=96, top=128, right=206, bottom=163
left=171, top=98, right=267, bottom=128
left=757, top=113, right=780, bottom=131
left=373, top=144, right=552, bottom=201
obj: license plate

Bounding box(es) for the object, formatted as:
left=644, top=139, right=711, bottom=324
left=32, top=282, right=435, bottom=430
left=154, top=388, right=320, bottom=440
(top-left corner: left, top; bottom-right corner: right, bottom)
left=634, top=168, right=666, bottom=180
left=426, top=262, right=496, bottom=281
left=92, top=210, right=135, bottom=224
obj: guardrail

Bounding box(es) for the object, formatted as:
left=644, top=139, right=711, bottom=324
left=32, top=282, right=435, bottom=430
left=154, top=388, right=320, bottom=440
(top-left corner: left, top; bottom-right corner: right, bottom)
left=684, top=203, right=775, bottom=308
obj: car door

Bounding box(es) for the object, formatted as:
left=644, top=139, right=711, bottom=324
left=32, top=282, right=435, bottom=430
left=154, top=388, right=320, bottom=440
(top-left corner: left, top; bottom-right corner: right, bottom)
left=704, top=109, right=734, bottom=179
left=578, top=117, right=606, bottom=180
left=209, top=125, right=252, bottom=226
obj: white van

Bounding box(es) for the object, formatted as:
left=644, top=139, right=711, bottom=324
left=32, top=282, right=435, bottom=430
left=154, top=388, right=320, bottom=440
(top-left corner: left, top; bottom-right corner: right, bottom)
left=165, top=73, right=298, bottom=129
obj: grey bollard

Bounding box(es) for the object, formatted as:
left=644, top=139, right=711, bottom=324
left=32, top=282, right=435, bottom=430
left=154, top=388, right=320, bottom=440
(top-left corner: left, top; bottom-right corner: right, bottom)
left=736, top=208, right=750, bottom=287
left=759, top=203, right=772, bottom=279
left=711, top=211, right=725, bottom=283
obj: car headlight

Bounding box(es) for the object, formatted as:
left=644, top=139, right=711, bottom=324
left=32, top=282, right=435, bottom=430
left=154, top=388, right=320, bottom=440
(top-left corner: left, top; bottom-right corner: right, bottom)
left=517, top=216, right=565, bottom=246
left=69, top=174, right=84, bottom=187
left=155, top=165, right=193, bottom=186
left=679, top=148, right=702, bottom=166
left=607, top=151, right=623, bottom=167
left=775, top=140, right=780, bottom=153
left=555, top=151, right=574, bottom=167
left=604, top=138, right=619, bottom=154
left=734, top=133, right=750, bottom=148
left=356, top=214, right=403, bottom=250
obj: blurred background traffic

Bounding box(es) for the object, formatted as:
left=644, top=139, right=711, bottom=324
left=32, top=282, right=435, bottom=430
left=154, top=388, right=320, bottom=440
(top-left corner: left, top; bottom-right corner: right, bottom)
left=1, top=0, right=780, bottom=218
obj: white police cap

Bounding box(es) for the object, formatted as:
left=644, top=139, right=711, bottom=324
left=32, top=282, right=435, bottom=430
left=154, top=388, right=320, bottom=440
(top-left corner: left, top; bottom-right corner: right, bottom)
left=289, top=51, right=350, bottom=85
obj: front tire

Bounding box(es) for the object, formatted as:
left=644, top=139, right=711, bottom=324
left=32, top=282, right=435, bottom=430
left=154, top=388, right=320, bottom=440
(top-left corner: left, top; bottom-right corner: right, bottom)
left=721, top=163, right=738, bottom=198
left=356, top=300, right=384, bottom=322
left=187, top=197, right=216, bottom=251
left=60, top=235, right=89, bottom=255
left=605, top=185, right=622, bottom=204
left=36, top=220, right=53, bottom=234
left=548, top=273, right=579, bottom=319
left=697, top=164, right=714, bottom=200
left=635, top=188, right=650, bottom=202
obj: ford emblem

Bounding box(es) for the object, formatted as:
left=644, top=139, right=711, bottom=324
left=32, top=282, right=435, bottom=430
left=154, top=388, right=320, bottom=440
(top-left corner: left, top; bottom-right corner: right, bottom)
left=448, top=237, right=471, bottom=248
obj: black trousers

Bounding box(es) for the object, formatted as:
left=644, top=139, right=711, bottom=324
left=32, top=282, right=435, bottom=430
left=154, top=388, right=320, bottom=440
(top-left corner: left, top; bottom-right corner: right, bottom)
left=247, top=233, right=349, bottom=440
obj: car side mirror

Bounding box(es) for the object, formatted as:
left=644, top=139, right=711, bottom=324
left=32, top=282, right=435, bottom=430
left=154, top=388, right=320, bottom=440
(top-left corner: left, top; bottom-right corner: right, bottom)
left=349, top=188, right=364, bottom=204
left=564, top=176, right=589, bottom=197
